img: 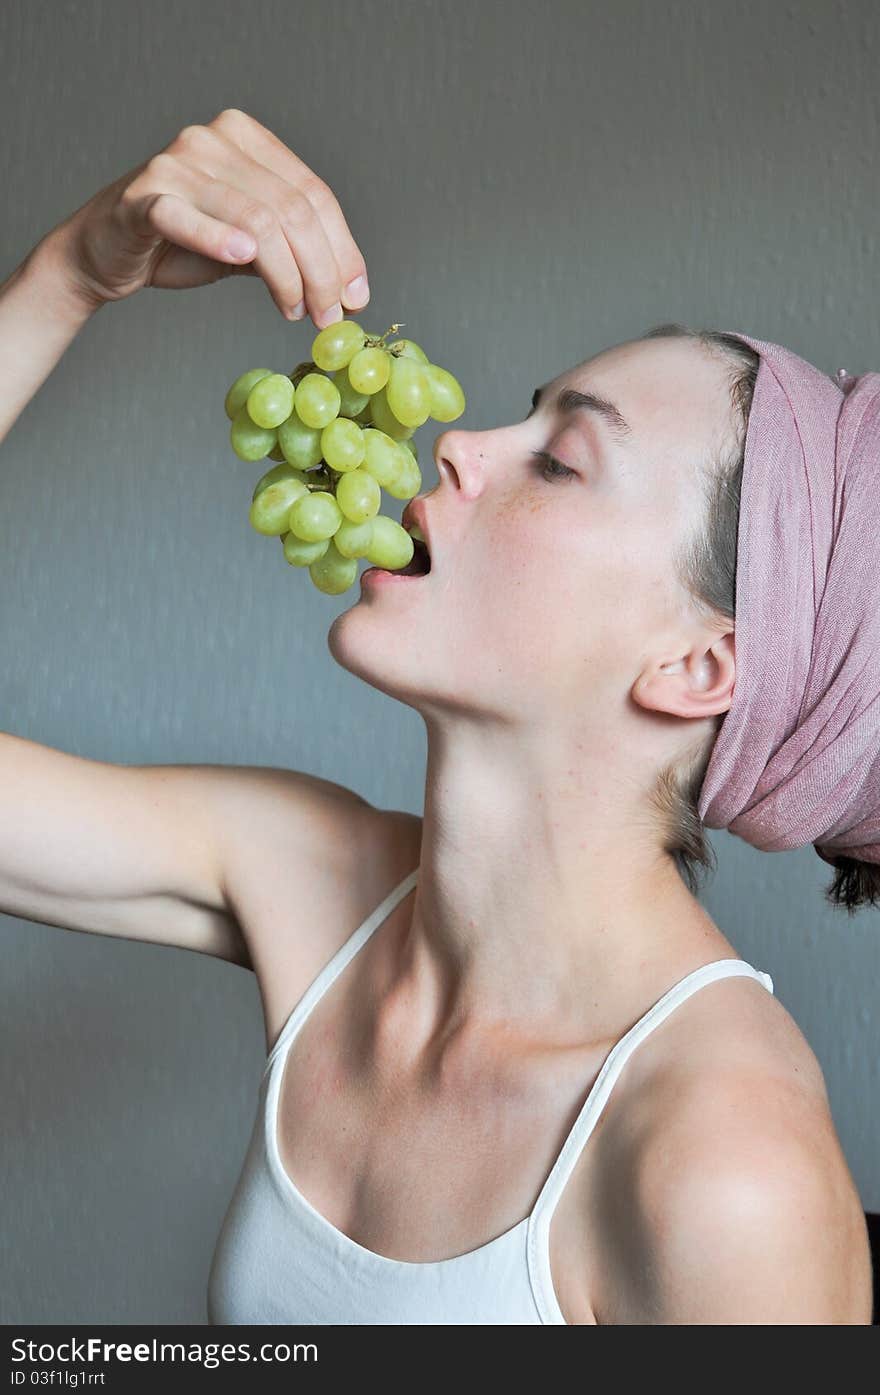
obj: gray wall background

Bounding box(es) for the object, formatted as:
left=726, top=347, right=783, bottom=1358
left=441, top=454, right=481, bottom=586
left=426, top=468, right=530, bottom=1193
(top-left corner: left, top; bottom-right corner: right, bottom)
left=1, top=0, right=877, bottom=1323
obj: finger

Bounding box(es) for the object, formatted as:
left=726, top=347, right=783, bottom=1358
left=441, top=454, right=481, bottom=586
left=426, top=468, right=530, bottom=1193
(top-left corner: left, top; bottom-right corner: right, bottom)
left=128, top=187, right=261, bottom=274
left=209, top=109, right=370, bottom=311
left=191, top=133, right=346, bottom=327
left=145, top=159, right=308, bottom=319
left=299, top=179, right=370, bottom=311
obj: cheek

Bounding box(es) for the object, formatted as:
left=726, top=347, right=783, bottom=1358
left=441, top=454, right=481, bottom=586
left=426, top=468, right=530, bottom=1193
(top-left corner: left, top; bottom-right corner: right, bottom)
left=486, top=491, right=596, bottom=606
left=482, top=499, right=659, bottom=680
left=473, top=498, right=600, bottom=673
left=489, top=489, right=571, bottom=570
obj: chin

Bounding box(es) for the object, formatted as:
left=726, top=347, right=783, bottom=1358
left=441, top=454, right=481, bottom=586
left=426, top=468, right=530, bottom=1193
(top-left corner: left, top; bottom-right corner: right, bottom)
left=327, top=590, right=432, bottom=710
left=328, top=598, right=509, bottom=726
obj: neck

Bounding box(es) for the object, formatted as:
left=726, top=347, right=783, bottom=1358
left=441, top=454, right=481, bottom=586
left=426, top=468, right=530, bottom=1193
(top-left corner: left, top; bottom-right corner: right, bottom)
left=399, top=713, right=727, bottom=1050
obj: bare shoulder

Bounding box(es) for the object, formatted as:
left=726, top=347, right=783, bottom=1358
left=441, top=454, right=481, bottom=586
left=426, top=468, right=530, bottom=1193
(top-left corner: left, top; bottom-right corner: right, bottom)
left=591, top=976, right=873, bottom=1323
left=212, top=763, right=422, bottom=1049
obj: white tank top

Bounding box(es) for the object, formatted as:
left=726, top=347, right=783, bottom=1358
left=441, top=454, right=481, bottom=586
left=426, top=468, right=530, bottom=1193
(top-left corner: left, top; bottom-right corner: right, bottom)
left=207, top=868, right=774, bottom=1325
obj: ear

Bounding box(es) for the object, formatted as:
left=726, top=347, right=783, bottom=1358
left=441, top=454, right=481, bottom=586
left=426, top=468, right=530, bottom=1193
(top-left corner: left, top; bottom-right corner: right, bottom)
left=631, top=631, right=735, bottom=721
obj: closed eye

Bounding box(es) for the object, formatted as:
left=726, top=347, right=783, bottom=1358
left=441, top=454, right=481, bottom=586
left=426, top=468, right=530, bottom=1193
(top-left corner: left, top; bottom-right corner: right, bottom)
left=530, top=449, right=578, bottom=483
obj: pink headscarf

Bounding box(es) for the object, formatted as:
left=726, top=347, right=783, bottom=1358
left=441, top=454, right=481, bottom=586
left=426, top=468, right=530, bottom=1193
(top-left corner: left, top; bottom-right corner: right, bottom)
left=696, top=332, right=880, bottom=869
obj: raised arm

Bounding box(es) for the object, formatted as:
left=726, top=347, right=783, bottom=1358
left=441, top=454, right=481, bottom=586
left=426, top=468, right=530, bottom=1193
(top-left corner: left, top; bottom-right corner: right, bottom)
left=0, top=110, right=376, bottom=971
left=0, top=732, right=376, bottom=972
left=0, top=226, right=100, bottom=447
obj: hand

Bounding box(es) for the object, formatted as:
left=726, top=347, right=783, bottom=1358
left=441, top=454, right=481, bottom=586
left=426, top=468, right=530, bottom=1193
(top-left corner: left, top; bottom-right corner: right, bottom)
left=49, top=108, right=370, bottom=327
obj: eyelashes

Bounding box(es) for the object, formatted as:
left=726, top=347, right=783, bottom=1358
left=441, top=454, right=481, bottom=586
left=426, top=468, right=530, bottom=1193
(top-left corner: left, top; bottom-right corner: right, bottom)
left=530, top=449, right=578, bottom=483
left=525, top=399, right=580, bottom=481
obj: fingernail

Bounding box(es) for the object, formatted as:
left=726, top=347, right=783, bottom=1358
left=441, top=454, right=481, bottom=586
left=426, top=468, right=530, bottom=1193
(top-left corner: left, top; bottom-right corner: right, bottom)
left=315, top=301, right=342, bottom=329
left=343, top=275, right=369, bottom=307
left=227, top=232, right=256, bottom=258
left=289, top=300, right=306, bottom=320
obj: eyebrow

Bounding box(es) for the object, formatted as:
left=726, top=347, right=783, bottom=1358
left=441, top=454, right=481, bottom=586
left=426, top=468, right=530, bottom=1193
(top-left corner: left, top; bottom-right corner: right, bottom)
left=530, top=384, right=633, bottom=444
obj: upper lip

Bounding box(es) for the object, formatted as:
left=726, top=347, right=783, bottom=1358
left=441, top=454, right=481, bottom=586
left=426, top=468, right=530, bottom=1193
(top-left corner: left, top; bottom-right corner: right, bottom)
left=401, top=498, right=434, bottom=565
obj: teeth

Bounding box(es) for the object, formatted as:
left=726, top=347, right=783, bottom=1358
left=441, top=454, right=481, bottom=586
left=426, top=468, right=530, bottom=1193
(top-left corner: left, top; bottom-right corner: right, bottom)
left=405, top=523, right=427, bottom=544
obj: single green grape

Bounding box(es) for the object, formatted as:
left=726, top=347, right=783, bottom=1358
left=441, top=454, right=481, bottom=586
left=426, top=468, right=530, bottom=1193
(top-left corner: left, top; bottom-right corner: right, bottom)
left=399, top=449, right=422, bottom=492
left=249, top=476, right=309, bottom=535
left=336, top=468, right=381, bottom=523
left=246, top=373, right=296, bottom=429
left=364, top=514, right=415, bottom=570
left=294, top=372, right=342, bottom=429
left=403, top=437, right=418, bottom=462
left=333, top=517, right=374, bottom=558
left=347, top=345, right=391, bottom=395
left=311, top=320, right=366, bottom=372
left=277, top=407, right=324, bottom=470
left=309, top=539, right=358, bottom=594
left=225, top=368, right=273, bottom=420
left=361, top=429, right=402, bottom=487
left=425, top=363, right=466, bottom=422
left=283, top=532, right=330, bottom=567
left=331, top=365, right=370, bottom=418
left=288, top=489, right=343, bottom=542
left=386, top=356, right=432, bottom=428
left=384, top=449, right=422, bottom=500
left=368, top=386, right=415, bottom=440
left=252, top=462, right=307, bottom=502
left=231, top=406, right=278, bottom=461
left=321, top=417, right=365, bottom=472
left=381, top=450, right=407, bottom=495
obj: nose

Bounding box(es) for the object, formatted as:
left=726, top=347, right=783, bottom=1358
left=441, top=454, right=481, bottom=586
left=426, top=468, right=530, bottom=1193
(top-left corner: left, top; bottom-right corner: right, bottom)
left=432, top=427, right=491, bottom=499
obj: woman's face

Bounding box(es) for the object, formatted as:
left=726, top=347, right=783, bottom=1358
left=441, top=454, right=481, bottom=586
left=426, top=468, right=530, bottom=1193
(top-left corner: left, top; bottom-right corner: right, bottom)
left=329, top=335, right=736, bottom=730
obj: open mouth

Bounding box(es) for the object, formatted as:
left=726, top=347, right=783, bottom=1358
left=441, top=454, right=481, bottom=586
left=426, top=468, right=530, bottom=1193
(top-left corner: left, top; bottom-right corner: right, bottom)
left=361, top=521, right=433, bottom=585
left=397, top=535, right=432, bottom=576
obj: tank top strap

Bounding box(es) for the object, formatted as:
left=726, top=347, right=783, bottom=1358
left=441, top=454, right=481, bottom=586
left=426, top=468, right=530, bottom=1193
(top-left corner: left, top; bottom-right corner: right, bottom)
left=263, top=866, right=419, bottom=1076
left=529, top=959, right=774, bottom=1229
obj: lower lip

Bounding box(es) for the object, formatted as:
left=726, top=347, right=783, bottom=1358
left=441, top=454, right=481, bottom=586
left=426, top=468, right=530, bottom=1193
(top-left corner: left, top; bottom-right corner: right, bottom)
left=360, top=567, right=429, bottom=587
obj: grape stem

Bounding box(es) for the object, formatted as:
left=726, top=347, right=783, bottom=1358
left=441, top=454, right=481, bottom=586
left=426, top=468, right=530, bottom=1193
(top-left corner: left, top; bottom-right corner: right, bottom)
left=365, top=322, right=405, bottom=352
left=288, top=359, right=315, bottom=384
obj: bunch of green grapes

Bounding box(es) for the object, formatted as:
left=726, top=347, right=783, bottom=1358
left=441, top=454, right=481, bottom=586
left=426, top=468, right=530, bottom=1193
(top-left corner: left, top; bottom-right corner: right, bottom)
left=224, top=321, right=465, bottom=594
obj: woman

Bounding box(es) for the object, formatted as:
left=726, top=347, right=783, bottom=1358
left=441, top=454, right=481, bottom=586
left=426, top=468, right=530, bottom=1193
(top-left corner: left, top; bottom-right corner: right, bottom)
left=0, top=108, right=874, bottom=1325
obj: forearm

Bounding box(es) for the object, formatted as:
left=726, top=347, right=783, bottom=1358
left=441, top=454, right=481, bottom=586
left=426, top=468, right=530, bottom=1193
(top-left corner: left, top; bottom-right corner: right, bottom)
left=0, top=225, right=101, bottom=448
